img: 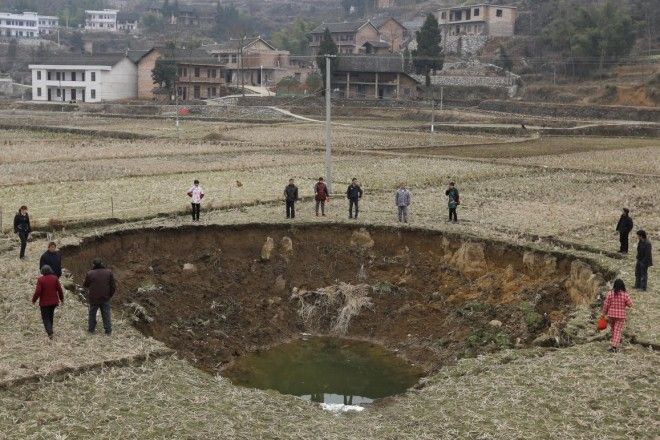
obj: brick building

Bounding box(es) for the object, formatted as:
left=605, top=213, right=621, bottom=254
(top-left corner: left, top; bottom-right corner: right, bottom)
left=309, top=21, right=381, bottom=55
left=137, top=47, right=225, bottom=101
left=332, top=55, right=419, bottom=100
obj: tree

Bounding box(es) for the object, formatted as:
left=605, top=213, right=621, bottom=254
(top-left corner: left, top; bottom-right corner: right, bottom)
left=152, top=59, right=178, bottom=99
left=496, top=45, right=513, bottom=71
left=544, top=0, right=635, bottom=75
left=271, top=19, right=315, bottom=55
left=305, top=72, right=322, bottom=92
left=143, top=13, right=164, bottom=33
left=412, top=13, right=443, bottom=87
left=315, top=28, right=338, bottom=87
left=402, top=47, right=412, bottom=74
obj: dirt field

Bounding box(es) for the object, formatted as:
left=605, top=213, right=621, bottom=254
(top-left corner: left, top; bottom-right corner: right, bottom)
left=0, top=109, right=658, bottom=439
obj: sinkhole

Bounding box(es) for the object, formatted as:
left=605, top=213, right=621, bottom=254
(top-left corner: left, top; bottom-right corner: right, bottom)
left=62, top=224, right=611, bottom=403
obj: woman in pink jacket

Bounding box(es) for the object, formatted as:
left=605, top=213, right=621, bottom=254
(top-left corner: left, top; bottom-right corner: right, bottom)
left=601, top=279, right=633, bottom=353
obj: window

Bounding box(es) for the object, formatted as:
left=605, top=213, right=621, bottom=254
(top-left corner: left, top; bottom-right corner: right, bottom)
left=496, top=9, right=503, bottom=17
left=211, top=87, right=217, bottom=96
left=91, top=89, right=96, bottom=99
left=441, top=12, right=446, bottom=19
left=37, top=88, right=42, bottom=97
left=206, top=87, right=211, bottom=97
left=183, top=67, right=188, bottom=77
left=91, top=72, right=96, bottom=81
left=56, top=89, right=61, bottom=97
left=82, top=72, right=85, bottom=81
left=56, top=72, right=61, bottom=81
left=474, top=8, right=480, bottom=16
left=194, top=86, right=200, bottom=99
left=211, top=69, right=217, bottom=78
left=194, top=67, right=200, bottom=77
left=37, top=71, right=41, bottom=80
left=71, top=72, right=76, bottom=81
left=47, top=71, right=51, bottom=80
left=231, top=54, right=237, bottom=63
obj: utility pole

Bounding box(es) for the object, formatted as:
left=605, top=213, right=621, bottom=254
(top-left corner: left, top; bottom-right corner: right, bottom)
left=440, top=86, right=444, bottom=112
left=430, top=88, right=435, bottom=133
left=325, top=55, right=334, bottom=193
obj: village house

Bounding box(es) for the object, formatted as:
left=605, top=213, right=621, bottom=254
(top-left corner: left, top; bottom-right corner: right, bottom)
left=437, top=4, right=516, bottom=38
left=29, top=53, right=138, bottom=102
left=331, top=55, right=419, bottom=100
left=137, top=47, right=226, bottom=101
left=309, top=21, right=381, bottom=55
left=371, top=17, right=407, bottom=53
left=84, top=9, right=119, bottom=32
left=117, top=12, right=140, bottom=33
left=204, top=37, right=309, bottom=87
left=0, top=12, right=58, bottom=38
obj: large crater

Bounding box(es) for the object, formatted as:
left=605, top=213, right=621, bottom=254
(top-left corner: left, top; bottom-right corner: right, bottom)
left=63, top=224, right=610, bottom=374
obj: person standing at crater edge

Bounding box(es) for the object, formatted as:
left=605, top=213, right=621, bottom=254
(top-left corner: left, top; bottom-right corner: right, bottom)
left=445, top=181, right=459, bottom=223
left=615, top=208, right=633, bottom=254
left=187, top=179, right=205, bottom=222
left=314, top=177, right=329, bottom=217
left=346, top=178, right=363, bottom=220
left=284, top=178, right=299, bottom=219
left=395, top=183, right=411, bottom=223
left=84, top=258, right=116, bottom=336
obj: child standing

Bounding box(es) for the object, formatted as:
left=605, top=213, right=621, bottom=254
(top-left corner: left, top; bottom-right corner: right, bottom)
left=601, top=279, right=633, bottom=353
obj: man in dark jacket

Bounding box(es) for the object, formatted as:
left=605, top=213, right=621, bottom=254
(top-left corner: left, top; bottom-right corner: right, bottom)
left=445, top=182, right=459, bottom=223
left=83, top=258, right=116, bottom=335
left=284, top=179, right=299, bottom=219
left=13, top=205, right=31, bottom=259
left=635, top=230, right=653, bottom=291
left=346, top=178, right=364, bottom=219
left=39, top=242, right=62, bottom=278
left=615, top=208, right=634, bottom=254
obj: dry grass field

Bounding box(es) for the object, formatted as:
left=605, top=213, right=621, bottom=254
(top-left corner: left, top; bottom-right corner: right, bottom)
left=0, top=110, right=658, bottom=439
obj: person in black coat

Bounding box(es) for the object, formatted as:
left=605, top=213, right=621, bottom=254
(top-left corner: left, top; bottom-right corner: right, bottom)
left=13, top=205, right=31, bottom=259
left=346, top=178, right=363, bottom=219
left=39, top=242, right=62, bottom=278
left=634, top=230, right=653, bottom=291
left=283, top=179, right=299, bottom=219
left=615, top=208, right=634, bottom=253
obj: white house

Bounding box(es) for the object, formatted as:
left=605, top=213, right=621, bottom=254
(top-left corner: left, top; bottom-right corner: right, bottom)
left=117, top=12, right=139, bottom=32
left=29, top=54, right=138, bottom=103
left=38, top=15, right=59, bottom=35
left=0, top=11, right=39, bottom=38
left=84, top=9, right=118, bottom=32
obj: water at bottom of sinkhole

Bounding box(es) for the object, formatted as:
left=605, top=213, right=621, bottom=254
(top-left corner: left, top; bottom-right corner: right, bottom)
left=223, top=337, right=425, bottom=405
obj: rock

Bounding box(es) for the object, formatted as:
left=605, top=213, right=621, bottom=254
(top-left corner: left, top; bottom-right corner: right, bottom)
left=261, top=237, right=275, bottom=261
left=350, top=228, right=374, bottom=250
left=533, top=334, right=559, bottom=347
left=273, top=275, right=286, bottom=293
left=182, top=263, right=196, bottom=272
left=280, top=236, right=293, bottom=253
left=451, top=241, right=486, bottom=277
left=489, top=319, right=503, bottom=328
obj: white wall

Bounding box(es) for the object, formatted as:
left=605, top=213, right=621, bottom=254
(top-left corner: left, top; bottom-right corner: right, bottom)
left=100, top=58, right=138, bottom=101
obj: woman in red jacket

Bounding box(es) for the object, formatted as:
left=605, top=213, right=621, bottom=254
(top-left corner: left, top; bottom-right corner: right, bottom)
left=32, top=265, right=64, bottom=339
left=601, top=279, right=633, bottom=353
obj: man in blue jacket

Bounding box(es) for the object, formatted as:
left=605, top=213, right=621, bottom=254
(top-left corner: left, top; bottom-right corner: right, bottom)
left=346, top=178, right=363, bottom=219
left=39, top=242, right=62, bottom=278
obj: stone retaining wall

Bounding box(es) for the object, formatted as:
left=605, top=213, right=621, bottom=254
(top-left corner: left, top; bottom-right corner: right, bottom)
left=479, top=100, right=660, bottom=122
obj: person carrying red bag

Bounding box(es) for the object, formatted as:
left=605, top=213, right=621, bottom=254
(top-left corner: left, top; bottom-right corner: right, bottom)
left=601, top=279, right=633, bottom=353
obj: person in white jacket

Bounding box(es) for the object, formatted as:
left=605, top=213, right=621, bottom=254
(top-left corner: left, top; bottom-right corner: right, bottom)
left=187, top=179, right=205, bottom=221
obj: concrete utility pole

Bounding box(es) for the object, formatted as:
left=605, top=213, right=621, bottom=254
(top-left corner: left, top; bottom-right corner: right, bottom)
left=430, top=88, right=435, bottom=133
left=325, top=55, right=335, bottom=193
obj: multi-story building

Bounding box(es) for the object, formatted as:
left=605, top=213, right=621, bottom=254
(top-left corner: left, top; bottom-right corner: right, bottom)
left=117, top=12, right=139, bottom=32
left=371, top=17, right=407, bottom=53
left=84, top=9, right=119, bottom=32
left=204, top=37, right=301, bottom=87
left=332, top=55, right=419, bottom=100
left=37, top=15, right=59, bottom=35
left=136, top=47, right=226, bottom=101
left=309, top=21, right=381, bottom=55
left=0, top=12, right=39, bottom=38
left=437, top=4, right=516, bottom=38
left=29, top=54, right=138, bottom=102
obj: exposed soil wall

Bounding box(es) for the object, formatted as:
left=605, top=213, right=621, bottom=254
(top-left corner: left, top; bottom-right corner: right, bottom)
left=479, top=100, right=660, bottom=122
left=61, top=224, right=612, bottom=373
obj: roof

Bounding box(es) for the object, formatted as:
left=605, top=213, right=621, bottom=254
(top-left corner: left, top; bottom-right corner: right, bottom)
left=203, top=37, right=277, bottom=53
left=439, top=3, right=517, bottom=10
left=370, top=17, right=406, bottom=30
left=335, top=55, right=404, bottom=73
left=310, top=21, right=373, bottom=34
left=117, top=12, right=140, bottom=22
left=363, top=40, right=390, bottom=48
left=30, top=53, right=130, bottom=67
left=138, top=47, right=222, bottom=66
